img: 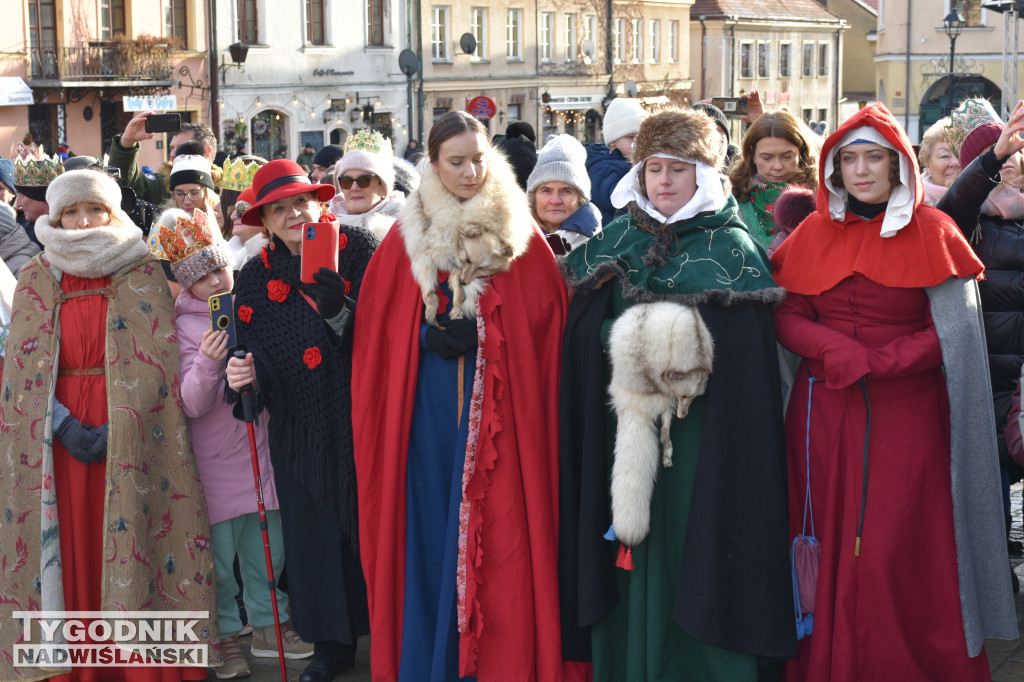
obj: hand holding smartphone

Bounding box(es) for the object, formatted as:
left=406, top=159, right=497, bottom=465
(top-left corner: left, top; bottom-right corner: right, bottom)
left=144, top=113, right=182, bottom=134
left=300, top=223, right=340, bottom=284
left=208, top=293, right=237, bottom=349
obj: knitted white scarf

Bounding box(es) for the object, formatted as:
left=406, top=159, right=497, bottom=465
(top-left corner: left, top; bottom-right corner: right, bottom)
left=34, top=217, right=150, bottom=278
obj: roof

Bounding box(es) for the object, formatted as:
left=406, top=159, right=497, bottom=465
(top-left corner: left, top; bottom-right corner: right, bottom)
left=691, top=0, right=844, bottom=23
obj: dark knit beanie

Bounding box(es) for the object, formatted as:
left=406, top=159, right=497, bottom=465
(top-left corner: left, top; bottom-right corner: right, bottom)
left=692, top=103, right=730, bottom=144
left=494, top=135, right=538, bottom=190
left=506, top=121, right=537, bottom=144
left=313, top=144, right=345, bottom=169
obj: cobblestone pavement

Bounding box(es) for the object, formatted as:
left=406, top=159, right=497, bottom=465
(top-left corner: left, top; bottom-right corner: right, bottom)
left=214, top=633, right=371, bottom=681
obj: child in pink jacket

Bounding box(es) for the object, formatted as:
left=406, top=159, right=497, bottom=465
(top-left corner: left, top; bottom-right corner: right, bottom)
left=158, top=208, right=313, bottom=679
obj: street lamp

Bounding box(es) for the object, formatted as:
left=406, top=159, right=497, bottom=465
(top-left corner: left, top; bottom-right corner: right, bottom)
left=943, top=9, right=966, bottom=115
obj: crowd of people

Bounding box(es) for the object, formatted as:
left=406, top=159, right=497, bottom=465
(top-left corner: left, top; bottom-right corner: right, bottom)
left=0, top=94, right=1021, bottom=682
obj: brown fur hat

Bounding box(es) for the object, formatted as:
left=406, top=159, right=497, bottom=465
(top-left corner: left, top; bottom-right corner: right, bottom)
left=632, top=107, right=721, bottom=171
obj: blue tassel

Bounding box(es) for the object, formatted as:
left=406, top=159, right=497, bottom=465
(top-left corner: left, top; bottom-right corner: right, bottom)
left=603, top=524, right=616, bottom=542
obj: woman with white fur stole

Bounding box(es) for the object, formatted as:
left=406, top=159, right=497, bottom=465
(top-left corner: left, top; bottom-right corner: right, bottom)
left=772, top=103, right=1015, bottom=681
left=559, top=107, right=796, bottom=680
left=0, top=169, right=217, bottom=681
left=352, top=112, right=588, bottom=681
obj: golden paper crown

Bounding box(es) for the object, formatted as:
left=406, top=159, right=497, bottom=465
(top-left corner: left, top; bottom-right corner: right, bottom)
left=221, top=157, right=261, bottom=192
left=945, top=99, right=1002, bottom=160
left=344, top=129, right=390, bottom=156
left=157, top=208, right=219, bottom=265
left=11, top=142, right=63, bottom=187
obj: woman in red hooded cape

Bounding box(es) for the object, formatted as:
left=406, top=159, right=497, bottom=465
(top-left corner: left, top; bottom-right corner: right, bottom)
left=771, top=103, right=1016, bottom=681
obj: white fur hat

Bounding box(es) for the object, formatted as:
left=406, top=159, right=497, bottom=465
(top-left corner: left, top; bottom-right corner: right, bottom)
left=527, top=134, right=591, bottom=201
left=335, top=130, right=396, bottom=194
left=603, top=98, right=649, bottom=145
left=45, top=169, right=134, bottom=228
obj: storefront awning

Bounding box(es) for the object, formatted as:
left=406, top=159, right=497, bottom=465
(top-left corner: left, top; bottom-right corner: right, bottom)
left=641, top=96, right=670, bottom=106
left=546, top=94, right=603, bottom=111
left=0, top=78, right=33, bottom=106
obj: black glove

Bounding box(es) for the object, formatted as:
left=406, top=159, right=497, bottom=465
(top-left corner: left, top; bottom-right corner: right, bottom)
left=54, top=417, right=109, bottom=464
left=425, top=318, right=479, bottom=360
left=305, top=268, right=349, bottom=319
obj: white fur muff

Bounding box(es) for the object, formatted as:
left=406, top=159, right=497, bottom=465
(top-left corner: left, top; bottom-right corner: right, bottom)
left=608, top=302, right=715, bottom=547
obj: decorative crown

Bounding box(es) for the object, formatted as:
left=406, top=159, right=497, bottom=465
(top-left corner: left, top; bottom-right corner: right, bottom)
left=11, top=142, right=63, bottom=187
left=221, top=157, right=261, bottom=192
left=945, top=98, right=1002, bottom=159
left=344, top=129, right=391, bottom=158
left=157, top=208, right=220, bottom=265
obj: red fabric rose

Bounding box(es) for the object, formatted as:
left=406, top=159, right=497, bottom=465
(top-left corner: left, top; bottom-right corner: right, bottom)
left=260, top=247, right=271, bottom=270
left=338, top=233, right=348, bottom=251
left=321, top=212, right=337, bottom=222
left=238, top=305, right=253, bottom=324
left=303, top=346, right=322, bottom=369
left=267, top=279, right=291, bottom=303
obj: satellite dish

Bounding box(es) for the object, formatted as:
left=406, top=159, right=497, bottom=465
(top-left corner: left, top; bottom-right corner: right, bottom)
left=581, top=40, right=596, bottom=61
left=460, top=33, right=477, bottom=55
left=398, top=49, right=419, bottom=77
left=625, top=80, right=638, bottom=98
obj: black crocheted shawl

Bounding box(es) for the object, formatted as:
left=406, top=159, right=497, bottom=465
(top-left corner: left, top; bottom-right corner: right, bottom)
left=232, top=226, right=378, bottom=546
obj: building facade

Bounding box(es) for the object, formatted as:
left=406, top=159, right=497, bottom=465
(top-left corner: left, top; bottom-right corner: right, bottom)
left=690, top=0, right=846, bottom=140
left=822, top=0, right=878, bottom=122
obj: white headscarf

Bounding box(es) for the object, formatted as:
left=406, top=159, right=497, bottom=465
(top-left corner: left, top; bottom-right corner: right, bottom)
left=610, top=154, right=726, bottom=224
left=823, top=126, right=914, bottom=238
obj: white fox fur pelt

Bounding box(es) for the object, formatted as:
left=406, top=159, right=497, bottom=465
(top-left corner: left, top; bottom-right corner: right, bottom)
left=399, top=148, right=534, bottom=324
left=608, top=302, right=715, bottom=547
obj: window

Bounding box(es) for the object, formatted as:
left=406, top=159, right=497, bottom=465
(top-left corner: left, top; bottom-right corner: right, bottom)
left=100, top=0, right=125, bottom=39
left=431, top=6, right=449, bottom=61
left=433, top=107, right=450, bottom=121
left=507, top=9, right=522, bottom=60
left=508, top=103, right=521, bottom=122
left=540, top=12, right=554, bottom=62
left=163, top=0, right=187, bottom=44
left=366, top=0, right=383, bottom=46
left=959, top=0, right=985, bottom=28
left=585, top=15, right=598, bottom=62
left=669, top=20, right=678, bottom=62
left=471, top=8, right=486, bottom=60
left=802, top=42, right=814, bottom=77
left=779, top=42, right=791, bottom=77
left=239, top=0, right=258, bottom=43
left=631, top=18, right=642, bottom=63
left=564, top=14, right=576, bottom=62
left=802, top=108, right=813, bottom=123
left=308, top=0, right=326, bottom=45
left=818, top=108, right=827, bottom=124
left=757, top=41, right=769, bottom=78
left=613, top=18, right=624, bottom=64
left=817, top=42, right=829, bottom=76
left=27, top=0, right=57, bottom=78
left=650, top=19, right=659, bottom=63
left=740, top=42, right=752, bottom=78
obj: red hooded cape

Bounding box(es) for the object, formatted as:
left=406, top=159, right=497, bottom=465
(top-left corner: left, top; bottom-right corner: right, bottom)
left=771, top=103, right=983, bottom=292
left=352, top=224, right=585, bottom=681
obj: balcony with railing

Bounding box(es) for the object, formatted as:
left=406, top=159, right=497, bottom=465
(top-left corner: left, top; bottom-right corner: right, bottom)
left=28, top=39, right=175, bottom=84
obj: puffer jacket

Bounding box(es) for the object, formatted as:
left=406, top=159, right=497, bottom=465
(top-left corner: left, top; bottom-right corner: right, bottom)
left=585, top=144, right=632, bottom=226
left=0, top=210, right=40, bottom=275
left=938, top=149, right=1024, bottom=467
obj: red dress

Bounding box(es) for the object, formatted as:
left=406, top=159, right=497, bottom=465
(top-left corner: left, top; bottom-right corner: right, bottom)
left=50, top=274, right=205, bottom=682
left=777, top=275, right=990, bottom=682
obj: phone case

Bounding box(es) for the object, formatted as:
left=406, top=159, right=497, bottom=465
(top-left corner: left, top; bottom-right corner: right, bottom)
left=208, top=293, right=237, bottom=349
left=300, top=222, right=340, bottom=284
left=144, top=113, right=181, bottom=133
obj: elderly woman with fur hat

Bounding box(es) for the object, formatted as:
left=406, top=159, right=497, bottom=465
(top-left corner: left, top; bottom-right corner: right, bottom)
left=526, top=134, right=601, bottom=254
left=0, top=169, right=217, bottom=681
left=772, top=103, right=1015, bottom=681
left=351, top=111, right=587, bottom=682
left=224, top=159, right=376, bottom=682
left=327, top=129, right=406, bottom=241
left=559, top=107, right=796, bottom=680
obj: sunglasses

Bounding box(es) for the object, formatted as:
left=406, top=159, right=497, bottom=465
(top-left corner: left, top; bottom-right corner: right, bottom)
left=339, top=173, right=377, bottom=189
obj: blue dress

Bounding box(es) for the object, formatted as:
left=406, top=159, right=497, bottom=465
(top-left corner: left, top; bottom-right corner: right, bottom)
left=400, top=276, right=477, bottom=682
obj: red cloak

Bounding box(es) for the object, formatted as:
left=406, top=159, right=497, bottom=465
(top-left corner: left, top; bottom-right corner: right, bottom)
left=352, top=224, right=586, bottom=681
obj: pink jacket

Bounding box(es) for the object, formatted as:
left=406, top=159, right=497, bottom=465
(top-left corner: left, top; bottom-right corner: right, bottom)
left=175, top=290, right=278, bottom=524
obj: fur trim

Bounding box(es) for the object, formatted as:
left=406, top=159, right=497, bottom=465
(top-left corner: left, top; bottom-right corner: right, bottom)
left=608, top=302, right=714, bottom=546
left=632, top=108, right=721, bottom=171
left=34, top=217, right=150, bottom=278
left=45, top=169, right=135, bottom=229
left=400, top=148, right=533, bottom=323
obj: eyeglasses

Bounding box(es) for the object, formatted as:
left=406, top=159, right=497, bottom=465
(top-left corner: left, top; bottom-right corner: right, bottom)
left=172, top=189, right=205, bottom=201
left=338, top=174, right=377, bottom=189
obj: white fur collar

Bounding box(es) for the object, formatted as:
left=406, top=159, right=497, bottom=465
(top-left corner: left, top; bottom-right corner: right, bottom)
left=399, top=150, right=533, bottom=320
left=35, top=216, right=149, bottom=278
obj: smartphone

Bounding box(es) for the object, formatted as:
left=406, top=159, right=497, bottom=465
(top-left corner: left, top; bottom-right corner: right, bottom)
left=144, top=113, right=181, bottom=134
left=711, top=97, right=750, bottom=117
left=300, top=222, right=340, bottom=284
left=208, top=293, right=237, bottom=349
